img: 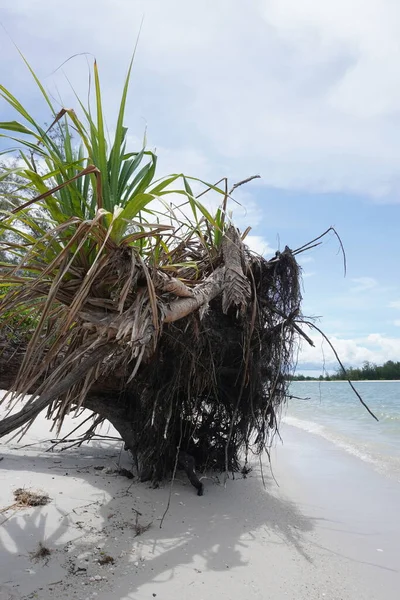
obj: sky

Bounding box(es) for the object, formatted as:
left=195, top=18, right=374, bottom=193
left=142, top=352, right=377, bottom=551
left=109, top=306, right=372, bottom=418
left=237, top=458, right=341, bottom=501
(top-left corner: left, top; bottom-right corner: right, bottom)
left=1, top=0, right=400, bottom=374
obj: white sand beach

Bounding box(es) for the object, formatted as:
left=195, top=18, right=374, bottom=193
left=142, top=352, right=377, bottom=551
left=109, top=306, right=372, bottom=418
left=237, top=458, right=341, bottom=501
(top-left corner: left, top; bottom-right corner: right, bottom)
left=1, top=404, right=399, bottom=600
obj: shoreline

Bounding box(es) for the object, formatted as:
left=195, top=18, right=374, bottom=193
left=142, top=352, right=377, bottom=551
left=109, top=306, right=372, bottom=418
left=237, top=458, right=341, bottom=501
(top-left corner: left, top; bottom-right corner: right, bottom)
left=1, top=413, right=399, bottom=599
left=282, top=414, right=400, bottom=482
left=292, top=379, right=400, bottom=383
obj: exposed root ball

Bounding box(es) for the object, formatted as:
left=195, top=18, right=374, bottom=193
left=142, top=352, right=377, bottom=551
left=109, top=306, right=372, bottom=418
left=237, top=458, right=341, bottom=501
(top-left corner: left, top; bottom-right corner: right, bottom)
left=119, top=249, right=301, bottom=482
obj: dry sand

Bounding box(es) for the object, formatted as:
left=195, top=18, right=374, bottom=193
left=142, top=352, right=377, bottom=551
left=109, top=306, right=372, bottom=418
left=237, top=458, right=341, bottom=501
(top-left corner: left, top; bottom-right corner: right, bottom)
left=0, top=401, right=399, bottom=600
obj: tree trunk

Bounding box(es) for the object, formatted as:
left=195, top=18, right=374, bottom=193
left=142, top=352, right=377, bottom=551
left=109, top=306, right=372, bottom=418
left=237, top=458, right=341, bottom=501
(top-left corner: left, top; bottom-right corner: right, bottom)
left=0, top=347, right=204, bottom=494
left=83, top=393, right=137, bottom=453
left=84, top=393, right=204, bottom=495
left=0, top=344, right=113, bottom=438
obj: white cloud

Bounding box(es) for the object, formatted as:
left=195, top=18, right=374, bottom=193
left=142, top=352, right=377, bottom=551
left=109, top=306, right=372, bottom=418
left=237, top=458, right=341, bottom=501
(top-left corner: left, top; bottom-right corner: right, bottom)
left=4, top=0, right=400, bottom=198
left=302, top=271, right=316, bottom=279
left=228, top=188, right=265, bottom=230
left=245, top=235, right=274, bottom=256
left=394, top=320, right=400, bottom=327
left=298, top=331, right=400, bottom=369
left=350, top=277, right=378, bottom=293
left=149, top=144, right=268, bottom=240
left=389, top=300, right=400, bottom=310
left=155, top=147, right=215, bottom=182
left=261, top=0, right=400, bottom=116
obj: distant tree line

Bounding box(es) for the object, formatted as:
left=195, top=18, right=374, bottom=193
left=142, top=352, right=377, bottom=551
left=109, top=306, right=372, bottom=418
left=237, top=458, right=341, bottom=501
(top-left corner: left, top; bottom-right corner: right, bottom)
left=291, top=361, right=400, bottom=381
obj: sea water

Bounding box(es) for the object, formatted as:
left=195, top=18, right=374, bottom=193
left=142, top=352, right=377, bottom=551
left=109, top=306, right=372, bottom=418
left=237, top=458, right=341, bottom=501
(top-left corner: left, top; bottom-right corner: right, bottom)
left=286, top=381, right=400, bottom=479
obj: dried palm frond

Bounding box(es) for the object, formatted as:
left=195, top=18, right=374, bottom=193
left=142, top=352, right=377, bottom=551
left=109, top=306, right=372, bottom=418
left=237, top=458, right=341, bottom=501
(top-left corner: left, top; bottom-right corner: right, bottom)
left=0, top=54, right=313, bottom=482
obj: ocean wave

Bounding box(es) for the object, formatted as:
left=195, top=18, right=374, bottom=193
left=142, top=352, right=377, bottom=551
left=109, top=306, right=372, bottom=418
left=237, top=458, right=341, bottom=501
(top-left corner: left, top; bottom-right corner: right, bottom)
left=283, top=415, right=400, bottom=481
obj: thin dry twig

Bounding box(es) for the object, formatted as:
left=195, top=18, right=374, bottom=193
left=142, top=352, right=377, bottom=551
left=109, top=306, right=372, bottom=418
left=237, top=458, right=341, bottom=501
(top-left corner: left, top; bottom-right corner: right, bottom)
left=132, top=509, right=152, bottom=537
left=1, top=488, right=51, bottom=517
left=160, top=428, right=183, bottom=529
left=13, top=488, right=51, bottom=507
left=30, top=542, right=52, bottom=564
left=293, top=226, right=347, bottom=276
left=229, top=174, right=261, bottom=195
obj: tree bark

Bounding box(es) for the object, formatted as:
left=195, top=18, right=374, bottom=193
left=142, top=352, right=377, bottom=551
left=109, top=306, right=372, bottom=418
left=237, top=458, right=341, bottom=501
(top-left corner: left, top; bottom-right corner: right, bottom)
left=83, top=393, right=136, bottom=453
left=0, top=345, right=135, bottom=450
left=0, top=344, right=115, bottom=438
left=0, top=348, right=205, bottom=494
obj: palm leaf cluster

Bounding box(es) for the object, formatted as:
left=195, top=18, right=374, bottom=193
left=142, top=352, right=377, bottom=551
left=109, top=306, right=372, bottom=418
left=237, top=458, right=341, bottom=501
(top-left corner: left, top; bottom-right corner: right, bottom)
left=0, top=57, right=307, bottom=480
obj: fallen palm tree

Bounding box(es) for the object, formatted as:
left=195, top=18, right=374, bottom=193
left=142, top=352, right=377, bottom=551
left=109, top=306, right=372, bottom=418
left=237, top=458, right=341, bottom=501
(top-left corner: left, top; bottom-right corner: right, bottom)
left=0, top=56, right=344, bottom=490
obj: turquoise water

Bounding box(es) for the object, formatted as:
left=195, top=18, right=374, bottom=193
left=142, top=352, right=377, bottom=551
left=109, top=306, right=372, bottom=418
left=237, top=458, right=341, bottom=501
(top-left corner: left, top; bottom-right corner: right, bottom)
left=286, top=381, right=400, bottom=479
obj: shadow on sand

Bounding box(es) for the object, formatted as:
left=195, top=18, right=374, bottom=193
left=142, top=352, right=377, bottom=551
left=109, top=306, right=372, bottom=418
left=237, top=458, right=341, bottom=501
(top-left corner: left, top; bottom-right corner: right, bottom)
left=0, top=438, right=315, bottom=599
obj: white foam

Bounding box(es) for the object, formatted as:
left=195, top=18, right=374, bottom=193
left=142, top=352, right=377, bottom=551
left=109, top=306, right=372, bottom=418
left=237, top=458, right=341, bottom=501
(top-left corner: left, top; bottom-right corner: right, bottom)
left=283, top=415, right=400, bottom=481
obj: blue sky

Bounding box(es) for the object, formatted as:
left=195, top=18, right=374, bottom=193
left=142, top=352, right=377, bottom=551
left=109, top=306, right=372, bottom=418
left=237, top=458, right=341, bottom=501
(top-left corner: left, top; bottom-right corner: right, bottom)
left=1, top=0, right=400, bottom=372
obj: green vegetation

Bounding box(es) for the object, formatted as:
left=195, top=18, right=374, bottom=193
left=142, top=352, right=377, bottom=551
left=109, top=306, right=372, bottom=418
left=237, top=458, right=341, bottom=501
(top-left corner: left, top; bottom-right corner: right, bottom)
left=0, top=51, right=381, bottom=484
left=291, top=361, right=400, bottom=381
left=0, top=53, right=310, bottom=485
